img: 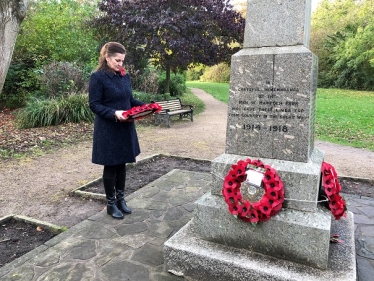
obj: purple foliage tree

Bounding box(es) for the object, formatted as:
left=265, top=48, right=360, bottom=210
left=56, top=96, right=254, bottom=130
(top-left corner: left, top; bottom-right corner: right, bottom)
left=93, top=0, right=245, bottom=93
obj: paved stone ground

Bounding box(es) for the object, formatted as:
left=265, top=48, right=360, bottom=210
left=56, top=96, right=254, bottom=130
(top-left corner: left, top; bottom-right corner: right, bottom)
left=0, top=170, right=372, bottom=280
left=0, top=170, right=212, bottom=280
left=344, top=194, right=374, bottom=281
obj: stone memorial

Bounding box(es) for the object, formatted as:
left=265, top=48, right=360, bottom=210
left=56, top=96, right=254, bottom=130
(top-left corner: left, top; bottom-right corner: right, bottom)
left=164, top=1, right=356, bottom=280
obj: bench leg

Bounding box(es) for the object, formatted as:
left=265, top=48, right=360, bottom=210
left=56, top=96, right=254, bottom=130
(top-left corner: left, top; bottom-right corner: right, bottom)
left=167, top=116, right=171, bottom=128
left=154, top=115, right=160, bottom=125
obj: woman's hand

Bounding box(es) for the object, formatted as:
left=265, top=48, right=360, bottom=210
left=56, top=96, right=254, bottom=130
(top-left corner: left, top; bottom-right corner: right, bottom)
left=114, top=110, right=129, bottom=122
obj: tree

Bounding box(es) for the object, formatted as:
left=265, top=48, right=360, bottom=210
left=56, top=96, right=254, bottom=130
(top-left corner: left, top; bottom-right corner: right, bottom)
left=2, top=0, right=100, bottom=107
left=92, top=0, right=245, bottom=93
left=310, top=0, right=374, bottom=90
left=13, top=0, right=99, bottom=65
left=0, top=0, right=29, bottom=96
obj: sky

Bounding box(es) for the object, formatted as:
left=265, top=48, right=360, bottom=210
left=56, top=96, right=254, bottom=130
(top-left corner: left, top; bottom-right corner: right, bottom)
left=230, top=0, right=323, bottom=13
left=311, top=0, right=322, bottom=12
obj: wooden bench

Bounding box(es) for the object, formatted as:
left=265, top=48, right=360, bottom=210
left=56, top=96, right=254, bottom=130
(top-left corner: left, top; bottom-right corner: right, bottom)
left=154, top=98, right=193, bottom=127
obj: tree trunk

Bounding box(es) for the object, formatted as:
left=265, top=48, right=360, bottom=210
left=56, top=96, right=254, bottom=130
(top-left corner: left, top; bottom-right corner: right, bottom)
left=165, top=64, right=170, bottom=95
left=0, top=0, right=29, bottom=96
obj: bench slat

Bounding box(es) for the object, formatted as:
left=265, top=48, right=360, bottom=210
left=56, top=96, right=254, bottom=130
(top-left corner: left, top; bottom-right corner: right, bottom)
left=154, top=98, right=193, bottom=127
left=165, top=109, right=192, bottom=115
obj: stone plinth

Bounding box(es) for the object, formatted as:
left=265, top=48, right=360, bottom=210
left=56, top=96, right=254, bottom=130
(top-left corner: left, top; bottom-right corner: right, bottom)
left=244, top=0, right=312, bottom=48
left=226, top=46, right=318, bottom=163
left=190, top=192, right=331, bottom=269
left=164, top=212, right=356, bottom=281
left=211, top=149, right=323, bottom=212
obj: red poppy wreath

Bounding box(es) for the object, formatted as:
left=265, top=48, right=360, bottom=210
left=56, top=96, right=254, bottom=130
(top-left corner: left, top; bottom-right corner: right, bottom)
left=121, top=102, right=162, bottom=121
left=321, top=162, right=347, bottom=220
left=222, top=158, right=285, bottom=225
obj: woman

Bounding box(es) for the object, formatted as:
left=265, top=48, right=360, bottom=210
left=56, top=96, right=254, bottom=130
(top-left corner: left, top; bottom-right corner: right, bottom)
left=89, top=42, right=145, bottom=219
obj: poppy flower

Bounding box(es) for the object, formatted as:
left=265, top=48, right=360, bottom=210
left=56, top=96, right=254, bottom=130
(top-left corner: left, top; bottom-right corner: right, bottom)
left=265, top=179, right=282, bottom=192
left=122, top=112, right=130, bottom=119
left=236, top=174, right=247, bottom=182
left=232, top=191, right=243, bottom=202
left=228, top=203, right=240, bottom=215
left=264, top=168, right=280, bottom=182
left=323, top=175, right=335, bottom=189
left=277, top=187, right=285, bottom=201
left=259, top=199, right=272, bottom=216
left=266, top=190, right=280, bottom=201
left=245, top=158, right=252, bottom=165
left=237, top=160, right=248, bottom=168
left=258, top=212, right=271, bottom=222
left=232, top=164, right=246, bottom=176
left=263, top=171, right=280, bottom=184
left=224, top=189, right=242, bottom=203
left=120, top=67, right=126, bottom=76
left=321, top=162, right=332, bottom=173
left=324, top=186, right=335, bottom=197
left=238, top=201, right=251, bottom=217
left=333, top=208, right=347, bottom=220
left=246, top=208, right=259, bottom=223
left=328, top=194, right=345, bottom=211
left=222, top=186, right=234, bottom=199
left=149, top=102, right=162, bottom=113
left=332, top=205, right=346, bottom=220
left=263, top=164, right=271, bottom=170
left=249, top=200, right=260, bottom=210
left=330, top=199, right=345, bottom=212
left=252, top=159, right=264, bottom=167
left=270, top=201, right=283, bottom=215
left=335, top=181, right=342, bottom=192
left=263, top=173, right=273, bottom=184
left=223, top=175, right=240, bottom=189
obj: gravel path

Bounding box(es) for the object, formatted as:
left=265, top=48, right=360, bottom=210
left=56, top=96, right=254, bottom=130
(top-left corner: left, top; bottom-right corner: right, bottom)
left=0, top=87, right=373, bottom=227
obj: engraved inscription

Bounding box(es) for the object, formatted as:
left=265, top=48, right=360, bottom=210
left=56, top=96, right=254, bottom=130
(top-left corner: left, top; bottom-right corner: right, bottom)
left=229, top=86, right=309, bottom=123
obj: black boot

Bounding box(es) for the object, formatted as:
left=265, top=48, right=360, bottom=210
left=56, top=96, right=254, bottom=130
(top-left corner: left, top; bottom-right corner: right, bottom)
left=115, top=172, right=132, bottom=214
left=103, top=177, right=124, bottom=219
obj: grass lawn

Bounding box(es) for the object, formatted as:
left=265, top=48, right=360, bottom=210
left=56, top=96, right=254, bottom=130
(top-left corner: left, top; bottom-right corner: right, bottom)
left=186, top=81, right=374, bottom=151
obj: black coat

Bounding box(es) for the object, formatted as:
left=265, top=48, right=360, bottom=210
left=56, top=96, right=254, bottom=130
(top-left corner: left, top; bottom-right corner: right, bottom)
left=89, top=70, right=144, bottom=165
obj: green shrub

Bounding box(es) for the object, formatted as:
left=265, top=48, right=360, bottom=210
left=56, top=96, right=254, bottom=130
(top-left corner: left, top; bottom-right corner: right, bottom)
left=200, top=63, right=230, bottom=83
left=158, top=72, right=187, bottom=96
left=14, top=0, right=98, bottom=64
left=1, top=59, right=42, bottom=108
left=39, top=61, right=88, bottom=98
left=129, top=66, right=160, bottom=95
left=16, top=93, right=94, bottom=128
left=132, top=91, right=171, bottom=103
left=186, top=64, right=206, bottom=81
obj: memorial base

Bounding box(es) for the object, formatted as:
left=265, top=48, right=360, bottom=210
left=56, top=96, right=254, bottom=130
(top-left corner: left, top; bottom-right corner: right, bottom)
left=164, top=212, right=356, bottom=281
left=190, top=192, right=331, bottom=269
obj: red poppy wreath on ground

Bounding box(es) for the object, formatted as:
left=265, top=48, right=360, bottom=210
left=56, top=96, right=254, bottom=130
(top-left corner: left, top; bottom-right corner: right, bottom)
left=222, top=158, right=285, bottom=225
left=321, top=162, right=347, bottom=220
left=121, top=102, right=162, bottom=121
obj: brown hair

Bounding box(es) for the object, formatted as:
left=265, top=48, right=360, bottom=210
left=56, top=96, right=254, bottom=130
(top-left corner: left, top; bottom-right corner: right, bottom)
left=95, top=42, right=126, bottom=71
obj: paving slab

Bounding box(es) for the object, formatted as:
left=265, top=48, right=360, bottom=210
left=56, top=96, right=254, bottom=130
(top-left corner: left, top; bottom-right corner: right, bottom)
left=0, top=170, right=373, bottom=281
